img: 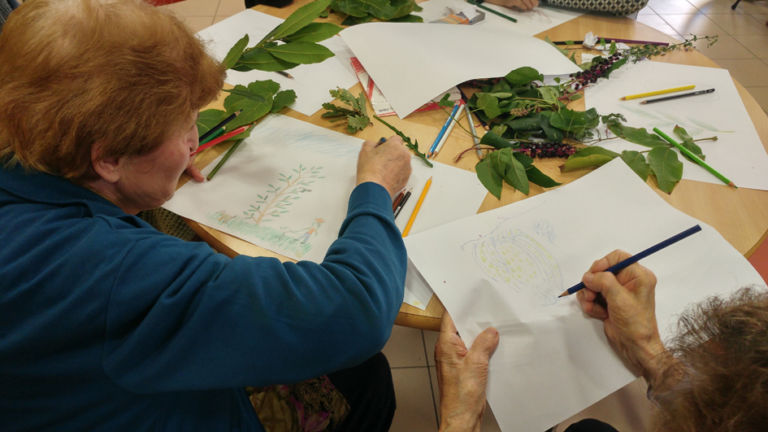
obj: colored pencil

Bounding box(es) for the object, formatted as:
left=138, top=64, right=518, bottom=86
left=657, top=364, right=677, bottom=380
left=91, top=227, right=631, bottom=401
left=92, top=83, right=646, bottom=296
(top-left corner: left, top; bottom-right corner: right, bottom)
left=198, top=110, right=240, bottom=142
left=393, top=190, right=412, bottom=219
left=429, top=101, right=462, bottom=156
left=653, top=127, right=736, bottom=188
left=199, top=127, right=225, bottom=146
left=206, top=138, right=245, bottom=181
left=621, top=85, right=696, bottom=101
left=275, top=70, right=294, bottom=79
left=430, top=102, right=464, bottom=158
left=558, top=224, right=702, bottom=298
left=192, top=125, right=251, bottom=156
left=641, top=88, right=715, bottom=105
left=466, top=0, right=517, bottom=23
left=391, top=190, right=405, bottom=212
left=401, top=177, right=432, bottom=237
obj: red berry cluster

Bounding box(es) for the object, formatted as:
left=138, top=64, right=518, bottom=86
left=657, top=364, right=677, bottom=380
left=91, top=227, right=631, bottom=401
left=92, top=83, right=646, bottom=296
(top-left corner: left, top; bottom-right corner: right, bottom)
left=517, top=142, right=576, bottom=158
left=570, top=54, right=623, bottom=90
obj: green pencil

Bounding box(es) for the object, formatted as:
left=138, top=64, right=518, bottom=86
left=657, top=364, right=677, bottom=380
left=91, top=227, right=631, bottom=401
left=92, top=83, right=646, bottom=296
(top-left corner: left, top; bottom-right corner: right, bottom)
left=466, top=0, right=517, bottom=23
left=206, top=139, right=245, bottom=181
left=653, top=127, right=736, bottom=188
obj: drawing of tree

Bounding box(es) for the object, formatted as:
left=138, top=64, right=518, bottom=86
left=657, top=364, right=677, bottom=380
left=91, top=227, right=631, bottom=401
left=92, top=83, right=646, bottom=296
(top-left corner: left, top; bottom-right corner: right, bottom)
left=242, top=164, right=324, bottom=224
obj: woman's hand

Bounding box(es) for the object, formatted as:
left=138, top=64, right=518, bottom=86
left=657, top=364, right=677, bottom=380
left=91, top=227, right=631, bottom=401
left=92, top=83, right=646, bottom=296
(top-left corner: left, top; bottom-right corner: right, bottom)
left=577, top=250, right=668, bottom=387
left=436, top=313, right=499, bottom=432
left=484, top=0, right=539, bottom=11
left=355, top=136, right=412, bottom=200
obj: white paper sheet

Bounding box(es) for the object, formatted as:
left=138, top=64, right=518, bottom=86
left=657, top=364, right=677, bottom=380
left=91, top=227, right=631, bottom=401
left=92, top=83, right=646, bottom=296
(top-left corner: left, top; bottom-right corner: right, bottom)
left=417, top=0, right=581, bottom=36
left=404, top=159, right=766, bottom=430
left=585, top=61, right=768, bottom=190
left=196, top=9, right=357, bottom=116
left=164, top=114, right=486, bottom=309
left=339, top=23, right=581, bottom=117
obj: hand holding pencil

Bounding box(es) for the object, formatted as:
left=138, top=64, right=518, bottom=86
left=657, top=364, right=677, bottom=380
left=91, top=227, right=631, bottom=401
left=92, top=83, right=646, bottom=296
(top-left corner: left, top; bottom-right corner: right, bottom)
left=356, top=135, right=412, bottom=199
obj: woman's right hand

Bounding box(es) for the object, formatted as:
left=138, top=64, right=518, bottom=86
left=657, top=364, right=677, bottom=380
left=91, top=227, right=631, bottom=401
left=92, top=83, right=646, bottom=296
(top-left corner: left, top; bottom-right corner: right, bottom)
left=355, top=136, right=412, bottom=200
left=577, top=250, right=668, bottom=386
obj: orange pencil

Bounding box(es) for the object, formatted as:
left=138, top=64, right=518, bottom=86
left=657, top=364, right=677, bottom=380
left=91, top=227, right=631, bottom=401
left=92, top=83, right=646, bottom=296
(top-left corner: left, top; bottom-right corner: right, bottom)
left=401, top=177, right=432, bottom=238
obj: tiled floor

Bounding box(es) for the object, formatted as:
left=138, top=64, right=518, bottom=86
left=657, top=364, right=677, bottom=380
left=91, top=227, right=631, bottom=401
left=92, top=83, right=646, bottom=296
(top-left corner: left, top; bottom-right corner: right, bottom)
left=154, top=0, right=767, bottom=430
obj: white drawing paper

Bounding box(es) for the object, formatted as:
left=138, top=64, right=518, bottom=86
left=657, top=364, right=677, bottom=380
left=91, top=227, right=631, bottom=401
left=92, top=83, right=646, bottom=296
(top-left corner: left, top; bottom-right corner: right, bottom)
left=404, top=159, right=766, bottom=430
left=585, top=61, right=768, bottom=190
left=340, top=22, right=581, bottom=117
left=196, top=9, right=357, bottom=116
left=164, top=115, right=486, bottom=309
left=417, top=0, right=581, bottom=36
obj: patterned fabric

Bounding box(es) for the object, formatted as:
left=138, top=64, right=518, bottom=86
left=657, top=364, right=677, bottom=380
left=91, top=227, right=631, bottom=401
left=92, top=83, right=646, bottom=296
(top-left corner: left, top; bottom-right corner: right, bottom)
left=138, top=207, right=198, bottom=241
left=543, top=0, right=648, bottom=15
left=247, top=376, right=350, bottom=432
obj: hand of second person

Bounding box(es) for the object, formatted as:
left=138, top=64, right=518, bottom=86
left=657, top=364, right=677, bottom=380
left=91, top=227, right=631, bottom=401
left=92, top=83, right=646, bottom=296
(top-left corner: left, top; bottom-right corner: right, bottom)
left=355, top=136, right=412, bottom=200
left=436, top=313, right=499, bottom=432
left=578, top=250, right=667, bottom=385
left=484, top=0, right=539, bottom=11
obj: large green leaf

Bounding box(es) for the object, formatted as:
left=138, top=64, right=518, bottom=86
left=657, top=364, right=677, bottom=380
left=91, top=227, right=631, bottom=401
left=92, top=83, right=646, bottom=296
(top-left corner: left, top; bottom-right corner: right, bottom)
left=525, top=164, right=560, bottom=188
left=270, top=89, right=297, bottom=113
left=331, top=0, right=371, bottom=17
left=223, top=82, right=279, bottom=125
left=620, top=150, right=650, bottom=181
left=282, top=22, right=342, bottom=43
left=232, top=47, right=298, bottom=72
left=262, top=0, right=333, bottom=43
left=673, top=125, right=705, bottom=161
left=196, top=109, right=229, bottom=136
left=504, top=67, right=542, bottom=85
left=479, top=131, right=513, bottom=149
left=538, top=112, right=564, bottom=142
left=476, top=93, right=502, bottom=120
left=222, top=34, right=250, bottom=70
left=606, top=122, right=668, bottom=148
left=647, top=146, right=683, bottom=193
left=492, top=148, right=529, bottom=194
left=562, top=146, right=619, bottom=171
left=475, top=158, right=503, bottom=199
left=266, top=41, right=335, bottom=64
left=549, top=108, right=599, bottom=139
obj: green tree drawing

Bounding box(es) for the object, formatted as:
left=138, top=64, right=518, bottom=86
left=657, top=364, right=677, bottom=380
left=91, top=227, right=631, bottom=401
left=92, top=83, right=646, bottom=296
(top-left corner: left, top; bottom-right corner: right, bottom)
left=242, top=164, right=324, bottom=224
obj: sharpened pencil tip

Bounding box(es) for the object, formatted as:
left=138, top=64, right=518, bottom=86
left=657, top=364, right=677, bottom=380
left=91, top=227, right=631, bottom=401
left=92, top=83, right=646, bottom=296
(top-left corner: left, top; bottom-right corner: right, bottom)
left=640, top=100, right=647, bottom=104
left=557, top=291, right=568, bottom=298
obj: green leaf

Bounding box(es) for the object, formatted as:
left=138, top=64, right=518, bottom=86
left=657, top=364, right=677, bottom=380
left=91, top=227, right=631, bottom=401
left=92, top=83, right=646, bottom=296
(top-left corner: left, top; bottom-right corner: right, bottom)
left=232, top=47, right=298, bottom=72
left=479, top=131, right=513, bottom=149
left=562, top=146, right=619, bottom=172
left=346, top=114, right=370, bottom=133
left=492, top=148, right=529, bottom=194
left=504, top=67, right=543, bottom=86
left=549, top=108, right=599, bottom=139
left=262, top=0, right=333, bottom=43
left=282, top=22, right=342, bottom=43
left=390, top=13, right=423, bottom=22
left=525, top=164, right=560, bottom=188
left=196, top=109, right=229, bottom=136
left=505, top=115, right=540, bottom=131
left=606, top=122, right=668, bottom=148
left=620, top=150, right=650, bottom=181
left=265, top=41, right=335, bottom=64
left=647, top=147, right=683, bottom=193
left=538, top=86, right=562, bottom=106
left=538, top=112, right=564, bottom=143
left=222, top=34, right=250, bottom=70
left=437, top=93, right=453, bottom=108
left=673, top=125, right=705, bottom=161
left=270, top=89, right=297, bottom=113
left=475, top=158, right=503, bottom=199
left=223, top=81, right=280, bottom=125
left=476, top=93, right=502, bottom=120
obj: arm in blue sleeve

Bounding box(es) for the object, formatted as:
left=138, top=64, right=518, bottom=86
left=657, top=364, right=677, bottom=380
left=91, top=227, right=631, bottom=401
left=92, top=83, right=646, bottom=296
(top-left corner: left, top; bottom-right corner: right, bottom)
left=103, top=182, right=407, bottom=392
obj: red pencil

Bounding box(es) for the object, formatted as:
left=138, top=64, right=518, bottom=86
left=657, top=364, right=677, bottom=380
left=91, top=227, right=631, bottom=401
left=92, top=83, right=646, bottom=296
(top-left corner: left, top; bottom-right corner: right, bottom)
left=192, top=124, right=251, bottom=155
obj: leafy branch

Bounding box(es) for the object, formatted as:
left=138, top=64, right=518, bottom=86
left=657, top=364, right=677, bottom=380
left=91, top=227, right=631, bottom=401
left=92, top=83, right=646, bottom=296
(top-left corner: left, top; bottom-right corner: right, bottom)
left=321, top=88, right=371, bottom=133
left=328, top=0, right=423, bottom=25
left=222, top=0, right=342, bottom=73
left=374, top=116, right=432, bottom=167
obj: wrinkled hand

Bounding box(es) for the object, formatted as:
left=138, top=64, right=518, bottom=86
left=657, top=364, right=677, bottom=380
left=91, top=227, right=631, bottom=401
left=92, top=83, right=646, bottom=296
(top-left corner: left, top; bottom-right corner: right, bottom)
left=578, top=250, right=668, bottom=385
left=356, top=136, right=412, bottom=199
left=484, top=0, right=539, bottom=11
left=436, top=313, right=499, bottom=432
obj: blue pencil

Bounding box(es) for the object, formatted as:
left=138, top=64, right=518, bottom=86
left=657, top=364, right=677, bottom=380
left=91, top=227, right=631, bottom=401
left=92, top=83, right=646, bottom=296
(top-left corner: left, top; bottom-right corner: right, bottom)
left=429, top=101, right=462, bottom=155
left=557, top=224, right=702, bottom=298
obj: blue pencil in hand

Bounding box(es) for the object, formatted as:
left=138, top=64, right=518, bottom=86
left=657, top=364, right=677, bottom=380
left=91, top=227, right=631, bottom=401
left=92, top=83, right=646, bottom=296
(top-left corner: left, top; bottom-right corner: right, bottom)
left=557, top=224, right=702, bottom=298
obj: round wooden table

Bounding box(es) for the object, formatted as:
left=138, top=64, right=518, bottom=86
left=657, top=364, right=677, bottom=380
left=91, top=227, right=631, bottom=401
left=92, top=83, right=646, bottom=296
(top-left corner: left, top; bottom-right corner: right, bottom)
left=186, top=6, right=768, bottom=331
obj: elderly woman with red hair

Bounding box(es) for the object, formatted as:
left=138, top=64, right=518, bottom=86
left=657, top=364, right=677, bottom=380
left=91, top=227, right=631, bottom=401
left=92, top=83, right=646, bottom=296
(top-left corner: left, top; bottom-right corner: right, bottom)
left=0, top=1, right=411, bottom=431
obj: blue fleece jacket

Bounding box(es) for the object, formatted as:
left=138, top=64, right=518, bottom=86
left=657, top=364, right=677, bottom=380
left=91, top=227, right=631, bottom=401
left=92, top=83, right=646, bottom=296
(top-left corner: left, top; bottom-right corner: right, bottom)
left=0, top=163, right=406, bottom=431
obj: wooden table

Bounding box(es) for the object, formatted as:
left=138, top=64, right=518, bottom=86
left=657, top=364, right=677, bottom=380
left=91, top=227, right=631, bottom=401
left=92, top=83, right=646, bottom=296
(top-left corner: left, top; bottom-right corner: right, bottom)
left=186, top=6, right=768, bottom=331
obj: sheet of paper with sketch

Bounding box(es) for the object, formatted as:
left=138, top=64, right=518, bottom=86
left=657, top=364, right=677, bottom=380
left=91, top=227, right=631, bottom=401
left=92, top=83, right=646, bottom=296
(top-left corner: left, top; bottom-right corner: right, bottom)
left=404, top=159, right=766, bottom=431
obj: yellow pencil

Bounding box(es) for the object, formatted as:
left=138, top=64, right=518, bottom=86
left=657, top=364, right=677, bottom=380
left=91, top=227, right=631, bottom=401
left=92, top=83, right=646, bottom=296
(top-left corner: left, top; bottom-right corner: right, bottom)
left=401, top=177, right=432, bottom=238
left=620, top=85, right=696, bottom=101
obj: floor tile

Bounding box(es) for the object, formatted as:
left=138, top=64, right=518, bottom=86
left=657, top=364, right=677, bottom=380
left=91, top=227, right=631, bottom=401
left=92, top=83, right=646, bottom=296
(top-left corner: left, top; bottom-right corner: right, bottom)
left=744, top=85, right=768, bottom=112
left=661, top=12, right=725, bottom=36
left=703, top=12, right=768, bottom=35
left=382, top=325, right=428, bottom=368
left=424, top=329, right=438, bottom=366
left=637, top=14, right=683, bottom=39
left=217, top=0, right=246, bottom=18
left=553, top=379, right=656, bottom=432
left=157, top=0, right=220, bottom=16
left=685, top=32, right=753, bottom=60
left=688, top=0, right=748, bottom=14
left=738, top=0, right=768, bottom=15
left=391, top=368, right=439, bottom=432
left=735, top=34, right=768, bottom=58
left=713, top=58, right=768, bottom=87
left=637, top=5, right=657, bottom=15
left=649, top=0, right=700, bottom=14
